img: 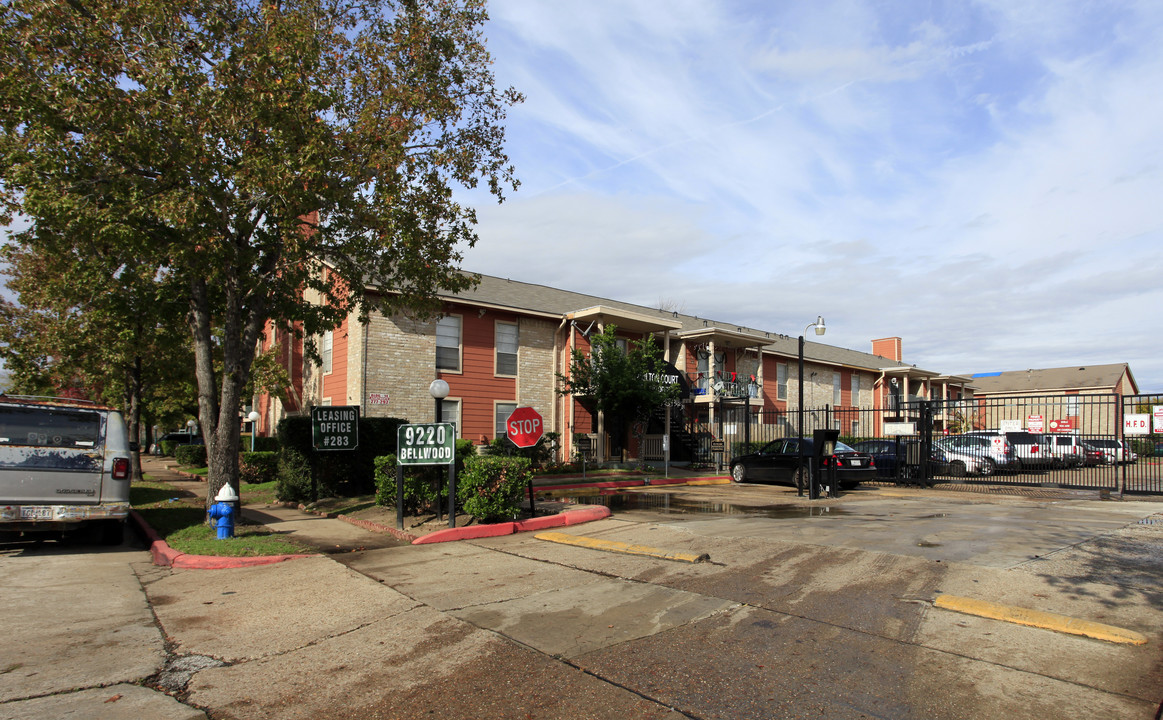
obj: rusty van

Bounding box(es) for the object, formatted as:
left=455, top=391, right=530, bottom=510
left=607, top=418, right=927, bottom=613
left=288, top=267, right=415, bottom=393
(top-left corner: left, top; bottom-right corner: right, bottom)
left=0, top=395, right=133, bottom=544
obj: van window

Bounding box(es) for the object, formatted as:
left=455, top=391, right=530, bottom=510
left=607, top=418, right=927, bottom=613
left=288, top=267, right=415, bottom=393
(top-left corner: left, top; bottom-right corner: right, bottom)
left=0, top=407, right=101, bottom=448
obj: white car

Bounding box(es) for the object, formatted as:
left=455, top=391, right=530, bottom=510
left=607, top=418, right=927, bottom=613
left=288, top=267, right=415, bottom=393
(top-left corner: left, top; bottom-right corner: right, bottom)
left=933, top=438, right=993, bottom=477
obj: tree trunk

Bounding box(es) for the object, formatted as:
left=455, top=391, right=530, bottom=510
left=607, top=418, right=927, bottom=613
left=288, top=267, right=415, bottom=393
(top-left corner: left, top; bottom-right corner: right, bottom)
left=189, top=274, right=268, bottom=510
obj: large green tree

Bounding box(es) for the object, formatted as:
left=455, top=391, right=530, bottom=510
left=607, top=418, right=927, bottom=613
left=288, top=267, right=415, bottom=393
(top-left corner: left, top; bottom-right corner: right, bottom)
left=557, top=325, right=678, bottom=465
left=0, top=0, right=520, bottom=504
left=0, top=226, right=196, bottom=481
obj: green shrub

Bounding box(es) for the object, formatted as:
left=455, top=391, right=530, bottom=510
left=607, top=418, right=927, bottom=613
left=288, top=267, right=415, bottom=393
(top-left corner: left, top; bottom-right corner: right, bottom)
left=159, top=439, right=178, bottom=457
left=457, top=455, right=531, bottom=523
left=174, top=444, right=207, bottom=467
left=242, top=435, right=280, bottom=453
left=276, top=448, right=316, bottom=504
left=373, top=454, right=441, bottom=515
left=239, top=451, right=278, bottom=484
left=479, top=431, right=559, bottom=468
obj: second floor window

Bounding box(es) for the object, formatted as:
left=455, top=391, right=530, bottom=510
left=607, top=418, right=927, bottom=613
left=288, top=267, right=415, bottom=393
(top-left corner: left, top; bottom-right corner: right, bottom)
left=496, top=322, right=518, bottom=376
left=777, top=363, right=788, bottom=400
left=436, top=315, right=461, bottom=372
left=322, top=330, right=333, bottom=374
left=833, top=374, right=842, bottom=406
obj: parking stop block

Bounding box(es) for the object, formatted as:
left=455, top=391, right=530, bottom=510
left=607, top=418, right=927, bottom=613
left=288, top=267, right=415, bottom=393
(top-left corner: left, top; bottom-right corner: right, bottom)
left=934, top=594, right=1148, bottom=645
left=535, top=531, right=710, bottom=563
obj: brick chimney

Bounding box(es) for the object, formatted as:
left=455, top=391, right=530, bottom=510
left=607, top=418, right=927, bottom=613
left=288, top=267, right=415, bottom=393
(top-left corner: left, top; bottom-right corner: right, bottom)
left=872, top=337, right=902, bottom=362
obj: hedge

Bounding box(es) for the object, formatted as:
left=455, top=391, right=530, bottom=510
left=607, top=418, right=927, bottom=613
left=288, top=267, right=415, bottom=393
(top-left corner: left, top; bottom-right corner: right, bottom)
left=174, top=444, right=207, bottom=468
left=275, top=415, right=410, bottom=501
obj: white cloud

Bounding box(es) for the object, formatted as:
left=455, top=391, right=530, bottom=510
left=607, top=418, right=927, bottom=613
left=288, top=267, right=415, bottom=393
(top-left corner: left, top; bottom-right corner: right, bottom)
left=468, top=0, right=1163, bottom=391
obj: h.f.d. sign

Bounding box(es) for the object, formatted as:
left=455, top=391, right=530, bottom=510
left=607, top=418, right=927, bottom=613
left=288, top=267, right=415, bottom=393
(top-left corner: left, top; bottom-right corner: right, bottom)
left=506, top=407, right=544, bottom=448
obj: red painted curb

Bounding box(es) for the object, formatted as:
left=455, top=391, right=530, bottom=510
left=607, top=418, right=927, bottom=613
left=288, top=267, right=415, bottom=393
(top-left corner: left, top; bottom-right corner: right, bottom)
left=412, top=505, right=612, bottom=545
left=337, top=514, right=420, bottom=543
left=413, top=522, right=517, bottom=544
left=130, top=510, right=318, bottom=570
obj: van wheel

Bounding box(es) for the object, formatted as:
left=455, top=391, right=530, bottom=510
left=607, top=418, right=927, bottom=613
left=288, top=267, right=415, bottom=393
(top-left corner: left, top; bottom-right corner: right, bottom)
left=978, top=458, right=997, bottom=477
left=948, top=460, right=967, bottom=478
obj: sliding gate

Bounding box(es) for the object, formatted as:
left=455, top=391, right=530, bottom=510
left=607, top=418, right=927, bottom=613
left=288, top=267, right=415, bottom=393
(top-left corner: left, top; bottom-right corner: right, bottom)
left=707, top=393, right=1162, bottom=495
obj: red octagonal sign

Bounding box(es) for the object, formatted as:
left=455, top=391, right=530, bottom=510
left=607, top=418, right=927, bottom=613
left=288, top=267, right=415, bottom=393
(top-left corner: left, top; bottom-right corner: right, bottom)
left=506, top=406, right=544, bottom=448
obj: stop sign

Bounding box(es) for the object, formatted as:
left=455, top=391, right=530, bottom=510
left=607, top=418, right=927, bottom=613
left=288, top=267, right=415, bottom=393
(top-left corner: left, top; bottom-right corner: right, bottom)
left=506, top=406, right=544, bottom=448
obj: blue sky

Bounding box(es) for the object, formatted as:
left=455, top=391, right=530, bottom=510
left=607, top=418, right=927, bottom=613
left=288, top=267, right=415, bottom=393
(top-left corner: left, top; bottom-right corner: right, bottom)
left=460, top=0, right=1163, bottom=392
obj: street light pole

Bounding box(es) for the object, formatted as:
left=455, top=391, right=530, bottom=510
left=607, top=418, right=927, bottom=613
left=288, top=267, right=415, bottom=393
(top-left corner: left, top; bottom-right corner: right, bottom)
left=247, top=411, right=260, bottom=452
left=428, top=378, right=453, bottom=527
left=797, top=316, right=826, bottom=498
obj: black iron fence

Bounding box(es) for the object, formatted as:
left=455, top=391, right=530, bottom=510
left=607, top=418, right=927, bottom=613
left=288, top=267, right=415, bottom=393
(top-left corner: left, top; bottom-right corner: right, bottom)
left=683, top=392, right=1163, bottom=495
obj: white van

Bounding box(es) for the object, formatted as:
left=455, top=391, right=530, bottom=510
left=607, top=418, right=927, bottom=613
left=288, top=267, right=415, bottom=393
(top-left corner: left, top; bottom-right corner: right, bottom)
left=0, top=396, right=133, bottom=544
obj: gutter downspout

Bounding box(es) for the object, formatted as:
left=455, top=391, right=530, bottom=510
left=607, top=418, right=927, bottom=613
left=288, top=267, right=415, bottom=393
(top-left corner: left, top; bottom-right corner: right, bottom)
left=553, top=316, right=567, bottom=463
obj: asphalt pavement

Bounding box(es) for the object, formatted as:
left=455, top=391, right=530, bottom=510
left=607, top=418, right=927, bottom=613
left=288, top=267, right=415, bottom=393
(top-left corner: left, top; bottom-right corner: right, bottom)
left=3, top=458, right=1161, bottom=719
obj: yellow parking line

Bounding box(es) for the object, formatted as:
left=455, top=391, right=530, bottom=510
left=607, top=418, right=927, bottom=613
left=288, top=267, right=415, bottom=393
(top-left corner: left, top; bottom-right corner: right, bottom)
left=535, top=531, right=709, bottom=563
left=934, top=594, right=1147, bottom=645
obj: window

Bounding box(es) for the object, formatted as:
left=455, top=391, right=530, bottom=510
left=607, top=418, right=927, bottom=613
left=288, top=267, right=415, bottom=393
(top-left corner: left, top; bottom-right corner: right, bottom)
left=436, top=315, right=461, bottom=372
left=322, top=330, right=333, bottom=374
left=777, top=363, right=788, bottom=400
left=440, top=400, right=460, bottom=436
left=851, top=374, right=860, bottom=402
left=496, top=322, right=518, bottom=376
left=495, top=402, right=517, bottom=438
left=833, top=374, right=841, bottom=406
left=615, top=338, right=628, bottom=354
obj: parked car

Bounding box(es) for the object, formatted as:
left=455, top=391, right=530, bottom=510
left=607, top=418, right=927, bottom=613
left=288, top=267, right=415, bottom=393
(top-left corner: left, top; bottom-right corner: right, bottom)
left=942, top=433, right=1018, bottom=475
left=730, top=437, right=875, bottom=490
left=1085, top=438, right=1136, bottom=464
left=1047, top=434, right=1087, bottom=468
left=850, top=439, right=948, bottom=481
left=0, top=395, right=133, bottom=544
left=967, top=430, right=1056, bottom=470
left=151, top=431, right=203, bottom=456
left=931, top=437, right=992, bottom=477
left=1080, top=442, right=1107, bottom=466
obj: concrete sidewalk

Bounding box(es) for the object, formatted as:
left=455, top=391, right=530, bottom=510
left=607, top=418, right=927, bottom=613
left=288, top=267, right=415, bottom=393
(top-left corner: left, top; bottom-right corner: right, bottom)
left=137, top=455, right=613, bottom=569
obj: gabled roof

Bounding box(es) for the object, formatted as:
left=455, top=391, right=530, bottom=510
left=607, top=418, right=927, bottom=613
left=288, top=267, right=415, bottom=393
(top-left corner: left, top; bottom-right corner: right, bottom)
left=966, top=364, right=1136, bottom=394
left=441, top=273, right=936, bottom=375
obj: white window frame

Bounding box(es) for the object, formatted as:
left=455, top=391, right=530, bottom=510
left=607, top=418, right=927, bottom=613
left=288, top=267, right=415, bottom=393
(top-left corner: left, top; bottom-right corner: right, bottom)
left=495, top=321, right=519, bottom=377
left=495, top=401, right=518, bottom=439
left=777, top=363, right=788, bottom=401
left=322, top=330, right=333, bottom=375
left=436, top=315, right=462, bottom=373
left=440, top=399, right=461, bottom=437
left=833, top=374, right=842, bottom=406
left=851, top=374, right=860, bottom=402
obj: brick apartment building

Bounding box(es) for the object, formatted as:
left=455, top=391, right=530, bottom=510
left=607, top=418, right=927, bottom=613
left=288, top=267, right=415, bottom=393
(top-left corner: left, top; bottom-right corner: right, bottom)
left=253, top=271, right=974, bottom=464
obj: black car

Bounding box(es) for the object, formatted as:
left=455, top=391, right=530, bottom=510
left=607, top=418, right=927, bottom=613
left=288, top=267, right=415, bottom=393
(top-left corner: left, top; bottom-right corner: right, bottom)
left=151, top=431, right=203, bottom=456
left=729, top=437, right=875, bottom=490
left=850, top=439, right=949, bottom=482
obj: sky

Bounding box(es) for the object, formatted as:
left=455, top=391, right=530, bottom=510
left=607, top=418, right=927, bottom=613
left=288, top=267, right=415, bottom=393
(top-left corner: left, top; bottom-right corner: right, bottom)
left=458, top=0, right=1163, bottom=392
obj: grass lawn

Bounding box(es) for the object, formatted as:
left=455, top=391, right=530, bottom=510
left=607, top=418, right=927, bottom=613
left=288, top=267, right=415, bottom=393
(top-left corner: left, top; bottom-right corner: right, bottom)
left=133, top=477, right=309, bottom=557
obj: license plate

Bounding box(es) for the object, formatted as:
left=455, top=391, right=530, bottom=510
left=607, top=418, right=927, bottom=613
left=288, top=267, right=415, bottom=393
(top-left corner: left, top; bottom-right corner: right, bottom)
left=20, top=506, right=52, bottom=520
left=848, top=459, right=859, bottom=466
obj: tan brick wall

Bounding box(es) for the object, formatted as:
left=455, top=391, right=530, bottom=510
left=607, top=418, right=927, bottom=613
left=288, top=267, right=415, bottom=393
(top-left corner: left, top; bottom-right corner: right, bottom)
left=362, top=312, right=438, bottom=423
left=517, top=317, right=557, bottom=419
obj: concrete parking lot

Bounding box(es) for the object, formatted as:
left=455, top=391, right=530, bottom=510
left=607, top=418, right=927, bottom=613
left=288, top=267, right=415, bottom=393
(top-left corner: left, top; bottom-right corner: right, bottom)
left=3, top=481, right=1161, bottom=719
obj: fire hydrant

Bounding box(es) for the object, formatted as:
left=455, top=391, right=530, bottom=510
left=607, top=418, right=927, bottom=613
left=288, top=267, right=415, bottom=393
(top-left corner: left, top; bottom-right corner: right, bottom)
left=208, top=484, right=239, bottom=539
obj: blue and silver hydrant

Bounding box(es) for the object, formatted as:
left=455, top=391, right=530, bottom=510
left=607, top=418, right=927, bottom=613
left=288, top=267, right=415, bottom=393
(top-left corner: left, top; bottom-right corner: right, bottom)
left=208, top=484, right=239, bottom=539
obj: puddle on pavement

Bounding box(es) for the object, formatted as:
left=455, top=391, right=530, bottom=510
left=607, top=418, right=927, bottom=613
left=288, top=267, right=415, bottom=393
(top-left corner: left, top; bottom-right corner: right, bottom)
left=545, top=491, right=853, bottom=519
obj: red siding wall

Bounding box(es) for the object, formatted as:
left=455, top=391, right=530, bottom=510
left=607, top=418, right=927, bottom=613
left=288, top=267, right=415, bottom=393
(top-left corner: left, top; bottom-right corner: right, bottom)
left=322, top=318, right=348, bottom=404
left=440, top=308, right=517, bottom=443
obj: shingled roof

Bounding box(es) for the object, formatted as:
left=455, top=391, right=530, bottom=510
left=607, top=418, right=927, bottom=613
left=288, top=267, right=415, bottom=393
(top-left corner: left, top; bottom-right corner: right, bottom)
left=442, top=273, right=924, bottom=375
left=966, top=364, right=1137, bottom=394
